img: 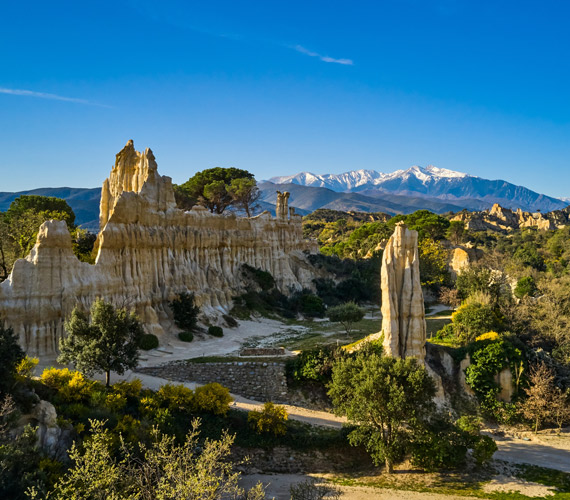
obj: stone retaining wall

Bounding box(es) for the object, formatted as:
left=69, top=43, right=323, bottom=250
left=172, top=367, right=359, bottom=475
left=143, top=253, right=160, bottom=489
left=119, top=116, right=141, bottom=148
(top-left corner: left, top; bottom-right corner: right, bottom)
left=137, top=361, right=288, bottom=402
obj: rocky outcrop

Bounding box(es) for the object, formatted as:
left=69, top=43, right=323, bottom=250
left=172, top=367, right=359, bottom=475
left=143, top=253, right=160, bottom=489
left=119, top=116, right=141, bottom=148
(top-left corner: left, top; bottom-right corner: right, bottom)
left=448, top=245, right=483, bottom=279
left=451, top=203, right=570, bottom=233
left=380, top=223, right=426, bottom=361
left=0, top=141, right=318, bottom=355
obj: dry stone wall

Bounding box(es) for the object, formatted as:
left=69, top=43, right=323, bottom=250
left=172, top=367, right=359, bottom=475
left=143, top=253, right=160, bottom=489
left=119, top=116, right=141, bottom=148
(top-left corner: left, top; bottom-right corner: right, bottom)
left=0, top=141, right=318, bottom=355
left=137, top=361, right=288, bottom=402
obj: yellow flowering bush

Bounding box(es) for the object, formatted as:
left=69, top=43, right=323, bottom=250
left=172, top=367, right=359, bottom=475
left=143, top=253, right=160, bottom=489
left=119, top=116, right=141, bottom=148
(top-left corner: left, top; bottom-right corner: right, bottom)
left=475, top=331, right=500, bottom=342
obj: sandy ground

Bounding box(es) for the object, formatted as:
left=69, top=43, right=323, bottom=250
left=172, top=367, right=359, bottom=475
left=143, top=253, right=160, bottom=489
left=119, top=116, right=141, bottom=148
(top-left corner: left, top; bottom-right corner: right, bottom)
left=491, top=433, right=570, bottom=473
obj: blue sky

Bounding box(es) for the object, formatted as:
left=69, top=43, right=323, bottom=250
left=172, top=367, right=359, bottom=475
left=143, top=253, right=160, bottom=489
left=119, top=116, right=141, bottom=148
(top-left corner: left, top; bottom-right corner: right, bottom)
left=1, top=0, right=569, bottom=198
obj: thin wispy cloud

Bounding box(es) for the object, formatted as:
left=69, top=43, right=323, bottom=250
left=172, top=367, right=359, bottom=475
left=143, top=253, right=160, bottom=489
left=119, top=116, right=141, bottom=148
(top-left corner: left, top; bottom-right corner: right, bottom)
left=0, top=87, right=111, bottom=107
left=293, top=45, right=353, bottom=65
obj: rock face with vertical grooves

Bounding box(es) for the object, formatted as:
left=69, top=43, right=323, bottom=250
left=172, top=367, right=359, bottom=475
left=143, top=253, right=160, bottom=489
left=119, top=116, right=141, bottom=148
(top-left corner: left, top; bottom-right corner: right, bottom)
left=381, top=222, right=426, bottom=362
left=0, top=141, right=318, bottom=355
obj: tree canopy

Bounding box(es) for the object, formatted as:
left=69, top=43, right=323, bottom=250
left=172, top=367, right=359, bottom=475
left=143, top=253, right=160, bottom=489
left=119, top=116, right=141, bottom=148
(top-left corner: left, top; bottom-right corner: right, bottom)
left=328, top=353, right=436, bottom=472
left=58, top=299, right=144, bottom=387
left=177, top=167, right=256, bottom=214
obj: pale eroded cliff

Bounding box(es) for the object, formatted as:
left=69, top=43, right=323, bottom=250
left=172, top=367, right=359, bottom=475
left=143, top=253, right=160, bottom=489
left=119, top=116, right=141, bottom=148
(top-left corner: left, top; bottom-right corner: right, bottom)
left=0, top=141, right=317, bottom=355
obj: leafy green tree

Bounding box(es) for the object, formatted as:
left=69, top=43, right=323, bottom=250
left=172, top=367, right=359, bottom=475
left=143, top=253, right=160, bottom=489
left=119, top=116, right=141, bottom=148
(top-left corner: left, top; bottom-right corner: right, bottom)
left=71, top=228, right=97, bottom=264
left=169, top=292, right=200, bottom=331
left=5, top=195, right=75, bottom=228
left=0, top=420, right=45, bottom=500
left=227, top=177, right=261, bottom=217
left=514, top=243, right=545, bottom=271
left=446, top=220, right=466, bottom=245
left=0, top=323, right=24, bottom=395
left=390, top=210, right=450, bottom=240
left=1, top=195, right=78, bottom=275
left=6, top=209, right=49, bottom=258
left=177, top=167, right=255, bottom=214
left=327, top=302, right=365, bottom=335
left=514, top=276, right=538, bottom=299
left=58, top=299, right=144, bottom=387
left=418, top=238, right=450, bottom=289
left=329, top=354, right=436, bottom=472
left=455, top=266, right=508, bottom=304
left=0, top=217, right=16, bottom=281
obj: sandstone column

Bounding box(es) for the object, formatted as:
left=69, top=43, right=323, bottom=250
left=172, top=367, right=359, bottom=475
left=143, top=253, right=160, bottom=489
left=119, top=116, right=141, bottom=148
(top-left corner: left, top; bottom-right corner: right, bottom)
left=381, top=222, right=426, bottom=361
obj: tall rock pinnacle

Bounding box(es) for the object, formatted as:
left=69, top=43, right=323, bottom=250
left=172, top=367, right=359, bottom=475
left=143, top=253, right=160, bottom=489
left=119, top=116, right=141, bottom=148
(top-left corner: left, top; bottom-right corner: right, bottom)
left=381, top=222, right=426, bottom=361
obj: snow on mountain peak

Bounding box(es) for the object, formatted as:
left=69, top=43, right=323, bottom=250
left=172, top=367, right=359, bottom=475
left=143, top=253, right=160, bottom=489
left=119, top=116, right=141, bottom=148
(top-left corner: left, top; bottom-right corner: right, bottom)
left=424, top=165, right=468, bottom=179
left=268, top=165, right=470, bottom=191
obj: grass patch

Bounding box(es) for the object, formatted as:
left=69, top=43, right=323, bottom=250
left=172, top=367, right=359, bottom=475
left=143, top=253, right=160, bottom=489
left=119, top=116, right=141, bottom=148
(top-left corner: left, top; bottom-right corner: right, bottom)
left=278, top=317, right=381, bottom=351
left=425, top=317, right=452, bottom=338
left=429, top=309, right=455, bottom=317
left=330, top=463, right=570, bottom=499
left=513, top=462, right=570, bottom=493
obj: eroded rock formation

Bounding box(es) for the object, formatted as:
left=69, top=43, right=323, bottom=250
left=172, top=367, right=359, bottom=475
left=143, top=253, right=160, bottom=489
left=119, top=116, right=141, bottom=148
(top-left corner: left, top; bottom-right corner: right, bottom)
left=380, top=222, right=426, bottom=361
left=451, top=203, right=570, bottom=233
left=0, top=141, right=317, bottom=355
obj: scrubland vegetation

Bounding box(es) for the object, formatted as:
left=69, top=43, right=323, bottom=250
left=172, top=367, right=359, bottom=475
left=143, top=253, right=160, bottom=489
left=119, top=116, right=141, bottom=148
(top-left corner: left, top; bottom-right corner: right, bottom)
left=2, top=195, right=570, bottom=498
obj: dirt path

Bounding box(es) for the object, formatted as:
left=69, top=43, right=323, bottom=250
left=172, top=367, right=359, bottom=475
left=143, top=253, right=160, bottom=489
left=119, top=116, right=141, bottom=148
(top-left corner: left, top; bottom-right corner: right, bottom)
left=492, top=435, right=570, bottom=472
left=240, top=474, right=482, bottom=500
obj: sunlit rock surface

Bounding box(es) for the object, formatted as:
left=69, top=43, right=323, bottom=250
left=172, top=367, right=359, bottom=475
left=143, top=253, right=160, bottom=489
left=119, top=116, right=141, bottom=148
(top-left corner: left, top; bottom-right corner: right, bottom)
left=380, top=222, right=426, bottom=362
left=0, top=141, right=317, bottom=355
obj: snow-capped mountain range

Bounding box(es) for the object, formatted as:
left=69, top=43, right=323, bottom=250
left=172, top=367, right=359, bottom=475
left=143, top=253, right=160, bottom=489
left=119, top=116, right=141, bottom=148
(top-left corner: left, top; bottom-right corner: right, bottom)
left=268, top=165, right=567, bottom=213
left=270, top=165, right=467, bottom=192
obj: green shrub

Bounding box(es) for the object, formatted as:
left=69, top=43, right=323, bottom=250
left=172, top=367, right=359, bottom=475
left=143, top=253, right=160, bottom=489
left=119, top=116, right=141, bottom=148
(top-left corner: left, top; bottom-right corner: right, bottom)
left=514, top=276, right=538, bottom=298
left=248, top=401, right=288, bottom=436
left=138, top=333, right=159, bottom=350
left=104, top=392, right=127, bottom=412
left=328, top=301, right=365, bottom=335
left=241, top=264, right=275, bottom=291
left=452, top=302, right=502, bottom=345
left=0, top=323, right=25, bottom=395
left=288, top=345, right=345, bottom=383
left=111, top=379, right=142, bottom=398
left=157, top=383, right=194, bottom=412
left=472, top=435, right=497, bottom=465
left=298, top=294, right=325, bottom=318
left=222, top=314, right=238, bottom=328
left=433, top=323, right=455, bottom=342
left=455, top=415, right=482, bottom=436
left=193, top=383, right=232, bottom=415
left=16, top=356, right=39, bottom=378
left=178, top=331, right=194, bottom=342
left=208, top=326, right=224, bottom=337
left=169, top=292, right=200, bottom=331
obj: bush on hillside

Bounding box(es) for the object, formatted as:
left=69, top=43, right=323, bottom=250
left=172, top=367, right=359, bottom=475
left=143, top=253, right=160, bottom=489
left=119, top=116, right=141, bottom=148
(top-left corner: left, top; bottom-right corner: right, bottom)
left=208, top=326, right=224, bottom=337
left=138, top=333, right=159, bottom=350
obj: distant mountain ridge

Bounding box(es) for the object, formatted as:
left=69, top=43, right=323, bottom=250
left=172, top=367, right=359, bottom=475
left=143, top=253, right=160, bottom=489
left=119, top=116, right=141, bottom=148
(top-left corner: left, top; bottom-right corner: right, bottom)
left=269, top=165, right=567, bottom=213
left=2, top=166, right=567, bottom=230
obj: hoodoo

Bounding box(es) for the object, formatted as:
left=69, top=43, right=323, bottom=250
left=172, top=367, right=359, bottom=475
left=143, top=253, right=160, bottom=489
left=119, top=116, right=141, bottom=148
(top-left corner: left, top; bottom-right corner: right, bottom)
left=380, top=222, right=426, bottom=362
left=0, top=141, right=317, bottom=355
